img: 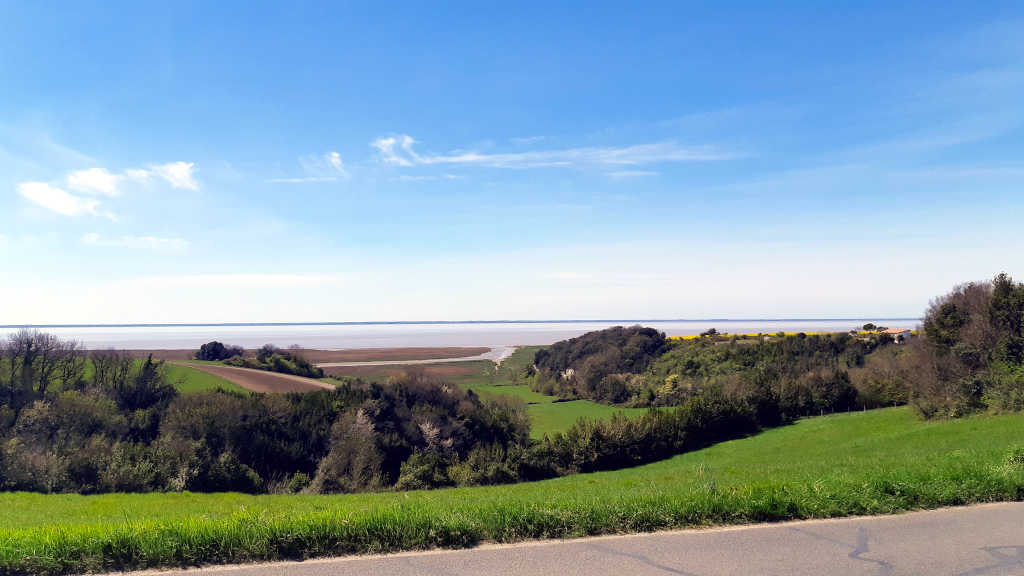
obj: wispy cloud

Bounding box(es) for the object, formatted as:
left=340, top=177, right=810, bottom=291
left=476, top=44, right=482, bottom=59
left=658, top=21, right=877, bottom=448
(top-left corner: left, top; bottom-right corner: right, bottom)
left=18, top=182, right=101, bottom=217
left=394, top=173, right=461, bottom=182
left=148, top=162, right=199, bottom=190
left=15, top=160, right=199, bottom=218
left=607, top=170, right=659, bottom=179
left=81, top=232, right=189, bottom=252
left=266, top=176, right=339, bottom=183
left=267, top=151, right=349, bottom=183
left=372, top=134, right=731, bottom=169
left=510, top=135, right=545, bottom=144
left=67, top=167, right=123, bottom=196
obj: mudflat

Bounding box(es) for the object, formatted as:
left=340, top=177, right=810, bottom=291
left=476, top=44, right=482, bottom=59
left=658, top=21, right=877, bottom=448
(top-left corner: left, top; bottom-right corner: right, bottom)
left=125, top=347, right=489, bottom=362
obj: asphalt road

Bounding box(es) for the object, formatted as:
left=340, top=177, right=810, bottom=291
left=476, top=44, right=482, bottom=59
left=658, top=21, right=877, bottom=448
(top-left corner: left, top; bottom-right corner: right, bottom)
left=130, top=503, right=1024, bottom=576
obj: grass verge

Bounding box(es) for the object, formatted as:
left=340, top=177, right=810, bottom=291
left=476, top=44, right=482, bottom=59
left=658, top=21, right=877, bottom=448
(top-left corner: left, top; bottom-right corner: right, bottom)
left=2, top=407, right=1023, bottom=574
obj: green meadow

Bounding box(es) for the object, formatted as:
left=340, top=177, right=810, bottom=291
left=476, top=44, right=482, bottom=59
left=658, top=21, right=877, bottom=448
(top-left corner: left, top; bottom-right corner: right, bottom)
left=467, top=383, right=649, bottom=438
left=164, top=362, right=248, bottom=394
left=3, top=407, right=1023, bottom=574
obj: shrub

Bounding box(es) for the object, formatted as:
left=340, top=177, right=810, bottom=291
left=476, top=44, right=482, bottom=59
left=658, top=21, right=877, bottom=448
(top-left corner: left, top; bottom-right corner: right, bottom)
left=195, top=341, right=244, bottom=361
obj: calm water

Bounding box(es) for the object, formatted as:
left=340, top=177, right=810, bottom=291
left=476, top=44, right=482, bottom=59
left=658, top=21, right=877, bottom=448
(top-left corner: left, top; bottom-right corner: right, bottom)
left=0, top=319, right=919, bottom=350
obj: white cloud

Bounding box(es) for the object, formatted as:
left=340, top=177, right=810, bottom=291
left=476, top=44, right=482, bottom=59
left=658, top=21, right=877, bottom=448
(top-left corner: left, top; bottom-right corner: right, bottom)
left=149, top=161, right=199, bottom=190
left=394, top=173, right=462, bottom=182
left=123, top=168, right=153, bottom=183
left=266, top=176, right=339, bottom=183
left=511, top=136, right=545, bottom=144
left=81, top=233, right=189, bottom=252
left=268, top=152, right=348, bottom=183
left=607, top=170, right=660, bottom=179
left=64, top=162, right=199, bottom=193
left=66, top=167, right=123, bottom=196
left=371, top=135, right=416, bottom=167
left=17, top=182, right=100, bottom=217
left=372, top=134, right=730, bottom=169
left=15, top=160, right=199, bottom=220
left=327, top=151, right=345, bottom=174
left=0, top=234, right=7, bottom=247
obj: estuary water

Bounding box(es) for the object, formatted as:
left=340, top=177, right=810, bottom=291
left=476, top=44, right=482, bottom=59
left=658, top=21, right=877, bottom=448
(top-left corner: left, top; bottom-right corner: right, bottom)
left=0, top=319, right=919, bottom=350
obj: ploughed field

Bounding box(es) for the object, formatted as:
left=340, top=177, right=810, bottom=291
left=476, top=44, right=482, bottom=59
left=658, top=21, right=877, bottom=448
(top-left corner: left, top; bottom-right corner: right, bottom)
left=176, top=362, right=334, bottom=393
left=4, top=407, right=1024, bottom=575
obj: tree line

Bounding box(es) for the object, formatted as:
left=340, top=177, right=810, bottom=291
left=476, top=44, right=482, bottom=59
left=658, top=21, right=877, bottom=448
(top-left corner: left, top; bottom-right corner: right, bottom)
left=0, top=330, right=794, bottom=494
left=530, top=325, right=903, bottom=417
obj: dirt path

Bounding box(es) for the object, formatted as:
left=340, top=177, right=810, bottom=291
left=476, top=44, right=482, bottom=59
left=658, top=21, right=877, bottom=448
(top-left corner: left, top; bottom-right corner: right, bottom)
left=315, top=346, right=517, bottom=368
left=175, top=362, right=335, bottom=393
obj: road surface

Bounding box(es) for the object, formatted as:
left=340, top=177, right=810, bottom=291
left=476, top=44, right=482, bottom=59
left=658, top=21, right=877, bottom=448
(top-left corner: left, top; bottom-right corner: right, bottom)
left=128, top=502, right=1024, bottom=575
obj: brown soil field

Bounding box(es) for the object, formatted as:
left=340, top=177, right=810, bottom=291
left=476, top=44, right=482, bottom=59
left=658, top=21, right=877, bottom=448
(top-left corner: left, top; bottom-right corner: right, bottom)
left=298, top=347, right=489, bottom=362
left=127, top=347, right=489, bottom=363
left=124, top=349, right=199, bottom=361
left=323, top=362, right=484, bottom=381
left=174, top=362, right=335, bottom=393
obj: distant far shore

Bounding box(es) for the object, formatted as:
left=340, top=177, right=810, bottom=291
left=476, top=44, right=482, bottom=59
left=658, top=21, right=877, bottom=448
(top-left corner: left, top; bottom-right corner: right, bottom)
left=0, top=317, right=920, bottom=329
left=121, top=346, right=491, bottom=362
left=0, top=319, right=921, bottom=351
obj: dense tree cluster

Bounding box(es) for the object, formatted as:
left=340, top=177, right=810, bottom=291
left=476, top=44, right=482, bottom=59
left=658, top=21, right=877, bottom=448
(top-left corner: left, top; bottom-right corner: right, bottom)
left=0, top=331, right=527, bottom=493
left=221, top=344, right=324, bottom=378
left=533, top=326, right=669, bottom=402
left=907, top=273, right=1024, bottom=417
left=531, top=325, right=902, bottom=416
left=195, top=341, right=244, bottom=361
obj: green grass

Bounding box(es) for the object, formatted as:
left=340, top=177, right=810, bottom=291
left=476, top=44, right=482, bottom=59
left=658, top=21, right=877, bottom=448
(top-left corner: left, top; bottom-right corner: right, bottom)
left=466, top=383, right=649, bottom=438
left=3, top=407, right=1024, bottom=574
left=525, top=401, right=650, bottom=438
left=164, top=363, right=248, bottom=394
left=466, top=383, right=555, bottom=404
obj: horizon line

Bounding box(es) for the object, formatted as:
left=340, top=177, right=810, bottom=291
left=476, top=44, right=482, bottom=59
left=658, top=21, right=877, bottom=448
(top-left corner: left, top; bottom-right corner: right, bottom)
left=0, top=317, right=923, bottom=329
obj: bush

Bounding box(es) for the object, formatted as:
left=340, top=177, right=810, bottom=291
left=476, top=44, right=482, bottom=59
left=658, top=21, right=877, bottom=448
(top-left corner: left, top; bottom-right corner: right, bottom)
left=195, top=341, right=244, bottom=361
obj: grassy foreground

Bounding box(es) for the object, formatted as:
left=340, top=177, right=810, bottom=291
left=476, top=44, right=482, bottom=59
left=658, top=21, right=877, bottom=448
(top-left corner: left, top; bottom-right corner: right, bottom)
left=2, top=407, right=1024, bottom=574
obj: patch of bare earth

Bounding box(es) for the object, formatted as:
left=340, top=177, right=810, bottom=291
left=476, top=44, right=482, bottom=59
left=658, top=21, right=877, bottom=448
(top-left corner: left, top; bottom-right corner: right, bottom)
left=175, top=363, right=334, bottom=393
left=323, top=363, right=483, bottom=380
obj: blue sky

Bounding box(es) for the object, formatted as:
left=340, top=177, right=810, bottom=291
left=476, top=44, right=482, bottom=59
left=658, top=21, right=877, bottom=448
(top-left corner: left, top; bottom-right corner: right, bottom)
left=1, top=1, right=1023, bottom=323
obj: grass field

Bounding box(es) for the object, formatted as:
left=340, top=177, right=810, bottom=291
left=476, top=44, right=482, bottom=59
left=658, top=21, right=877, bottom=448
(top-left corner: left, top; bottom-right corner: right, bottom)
left=164, top=363, right=248, bottom=394
left=463, top=346, right=651, bottom=439
left=466, top=383, right=649, bottom=438
left=526, top=400, right=650, bottom=438
left=3, top=407, right=1023, bottom=574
